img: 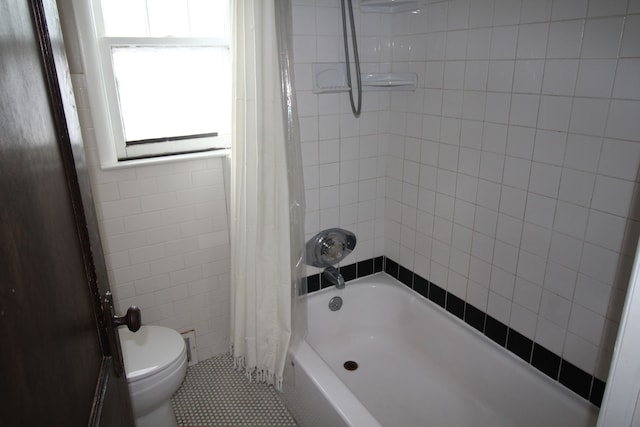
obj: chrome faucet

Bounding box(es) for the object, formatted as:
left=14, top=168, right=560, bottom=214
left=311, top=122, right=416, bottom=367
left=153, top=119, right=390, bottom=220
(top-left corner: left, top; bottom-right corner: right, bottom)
left=323, top=266, right=345, bottom=289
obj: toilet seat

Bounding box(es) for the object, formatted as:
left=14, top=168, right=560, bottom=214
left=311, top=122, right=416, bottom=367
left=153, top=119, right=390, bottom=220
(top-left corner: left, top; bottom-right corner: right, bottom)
left=119, top=325, right=186, bottom=381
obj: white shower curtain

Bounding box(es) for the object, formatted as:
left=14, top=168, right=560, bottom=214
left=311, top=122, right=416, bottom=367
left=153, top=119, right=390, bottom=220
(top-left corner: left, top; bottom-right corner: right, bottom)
left=230, top=0, right=293, bottom=390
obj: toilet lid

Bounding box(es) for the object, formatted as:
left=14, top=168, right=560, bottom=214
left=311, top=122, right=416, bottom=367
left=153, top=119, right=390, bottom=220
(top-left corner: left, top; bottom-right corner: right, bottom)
left=118, top=325, right=186, bottom=380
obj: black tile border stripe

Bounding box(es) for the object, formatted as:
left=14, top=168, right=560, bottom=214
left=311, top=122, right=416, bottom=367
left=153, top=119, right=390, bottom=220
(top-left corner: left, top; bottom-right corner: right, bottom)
left=303, top=256, right=606, bottom=408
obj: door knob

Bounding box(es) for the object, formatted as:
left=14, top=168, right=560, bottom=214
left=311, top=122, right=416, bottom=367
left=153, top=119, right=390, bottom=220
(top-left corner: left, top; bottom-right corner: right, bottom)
left=104, top=291, right=141, bottom=332
left=112, top=305, right=141, bottom=332
left=104, top=291, right=142, bottom=377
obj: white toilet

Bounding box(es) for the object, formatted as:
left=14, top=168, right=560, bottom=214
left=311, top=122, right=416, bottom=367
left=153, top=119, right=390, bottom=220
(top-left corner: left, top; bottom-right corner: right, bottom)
left=118, top=325, right=188, bottom=427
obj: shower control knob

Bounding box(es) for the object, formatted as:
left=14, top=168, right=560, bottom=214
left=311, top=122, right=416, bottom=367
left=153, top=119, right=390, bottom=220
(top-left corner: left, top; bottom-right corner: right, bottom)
left=322, top=238, right=344, bottom=259
left=306, top=228, right=357, bottom=267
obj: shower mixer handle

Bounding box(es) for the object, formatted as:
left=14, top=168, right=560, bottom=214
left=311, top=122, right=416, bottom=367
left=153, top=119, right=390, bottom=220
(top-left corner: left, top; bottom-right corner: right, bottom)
left=321, top=237, right=344, bottom=259
left=306, top=228, right=356, bottom=267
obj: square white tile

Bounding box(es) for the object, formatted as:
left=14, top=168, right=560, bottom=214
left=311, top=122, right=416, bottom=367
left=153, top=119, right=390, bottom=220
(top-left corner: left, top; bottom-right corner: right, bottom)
left=553, top=200, right=589, bottom=239
left=520, top=0, right=552, bottom=23
left=513, top=60, right=545, bottom=93
left=612, top=58, right=640, bottom=100
left=598, top=139, right=640, bottom=181
left=493, top=0, right=522, bottom=26
left=558, top=168, right=596, bottom=207
left=503, top=156, right=532, bottom=189
left=563, top=133, right=601, bottom=173
left=546, top=20, right=584, bottom=58
left=510, top=94, right=540, bottom=128
left=549, top=231, right=583, bottom=270
left=517, top=23, right=549, bottom=59
left=585, top=209, right=627, bottom=252
left=587, top=0, right=628, bottom=17
left=568, top=304, right=605, bottom=346
left=521, top=221, right=552, bottom=257
left=544, top=261, right=578, bottom=300
left=464, top=61, right=489, bottom=91
left=537, top=95, right=572, bottom=132
left=496, top=212, right=524, bottom=246
left=581, top=17, right=624, bottom=59
left=591, top=175, right=635, bottom=218
left=514, top=277, right=543, bottom=313
left=506, top=125, right=536, bottom=159
left=477, top=179, right=502, bottom=211
left=620, top=15, right=640, bottom=57
left=494, top=240, right=519, bottom=272
left=533, top=129, right=566, bottom=166
left=551, top=0, right=588, bottom=21
left=569, top=97, right=609, bottom=137
left=490, top=26, right=518, bottom=60
left=575, top=59, right=617, bottom=98
left=466, top=28, right=493, bottom=59
left=485, top=92, right=513, bottom=124
left=528, top=162, right=562, bottom=198
left=525, top=192, right=557, bottom=228
left=487, top=61, right=515, bottom=93
left=499, top=185, right=527, bottom=219
left=517, top=248, right=547, bottom=285
left=605, top=100, right=640, bottom=142
left=542, top=59, right=579, bottom=96
left=540, top=289, right=572, bottom=328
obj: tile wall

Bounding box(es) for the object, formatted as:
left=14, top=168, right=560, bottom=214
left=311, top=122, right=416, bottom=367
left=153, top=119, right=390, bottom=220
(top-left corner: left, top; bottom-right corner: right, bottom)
left=384, top=0, right=640, bottom=382
left=292, top=0, right=393, bottom=274
left=59, top=4, right=231, bottom=361
left=292, top=0, right=640, bottom=384
left=77, top=78, right=230, bottom=361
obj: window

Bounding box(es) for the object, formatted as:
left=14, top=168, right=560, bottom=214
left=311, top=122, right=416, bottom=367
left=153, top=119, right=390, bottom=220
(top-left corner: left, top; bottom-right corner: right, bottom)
left=74, top=0, right=231, bottom=164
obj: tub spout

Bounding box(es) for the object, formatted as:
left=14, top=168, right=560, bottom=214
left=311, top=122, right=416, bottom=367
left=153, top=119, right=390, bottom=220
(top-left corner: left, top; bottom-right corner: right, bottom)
left=323, top=266, right=345, bottom=289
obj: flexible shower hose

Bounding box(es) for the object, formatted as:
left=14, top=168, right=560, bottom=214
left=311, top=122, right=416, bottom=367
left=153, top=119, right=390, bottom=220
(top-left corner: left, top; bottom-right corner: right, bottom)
left=340, top=0, right=362, bottom=117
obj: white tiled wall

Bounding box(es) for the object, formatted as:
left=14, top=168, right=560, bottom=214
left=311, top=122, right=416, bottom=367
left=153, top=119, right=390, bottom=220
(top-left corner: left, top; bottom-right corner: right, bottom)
left=382, top=0, right=640, bottom=380
left=72, top=73, right=231, bottom=361
left=293, top=0, right=640, bottom=381
left=73, top=82, right=229, bottom=359
left=293, top=0, right=392, bottom=274
left=59, top=1, right=231, bottom=360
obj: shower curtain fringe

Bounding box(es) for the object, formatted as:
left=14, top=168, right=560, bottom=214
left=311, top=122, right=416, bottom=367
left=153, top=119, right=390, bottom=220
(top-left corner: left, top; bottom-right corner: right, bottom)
left=231, top=350, right=284, bottom=391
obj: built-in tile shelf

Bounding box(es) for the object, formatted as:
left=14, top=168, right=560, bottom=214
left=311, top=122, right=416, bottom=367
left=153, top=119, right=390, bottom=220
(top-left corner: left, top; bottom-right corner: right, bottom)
left=312, top=65, right=418, bottom=93
left=362, top=73, right=417, bottom=91
left=305, top=256, right=606, bottom=408
left=359, top=0, right=420, bottom=13
left=312, top=63, right=350, bottom=94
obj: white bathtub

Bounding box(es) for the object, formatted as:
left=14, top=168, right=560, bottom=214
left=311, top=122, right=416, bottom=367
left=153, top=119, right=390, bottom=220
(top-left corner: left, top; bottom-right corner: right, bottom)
left=282, top=272, right=599, bottom=427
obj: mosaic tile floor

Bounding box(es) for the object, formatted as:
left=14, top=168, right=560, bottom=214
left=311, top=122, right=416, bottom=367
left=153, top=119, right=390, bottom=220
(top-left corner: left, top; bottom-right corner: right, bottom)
left=171, top=353, right=298, bottom=427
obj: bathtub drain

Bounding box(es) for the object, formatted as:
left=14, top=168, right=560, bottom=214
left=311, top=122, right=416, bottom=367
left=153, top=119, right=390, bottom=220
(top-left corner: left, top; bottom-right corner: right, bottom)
left=328, top=296, right=343, bottom=311
left=343, top=360, right=358, bottom=371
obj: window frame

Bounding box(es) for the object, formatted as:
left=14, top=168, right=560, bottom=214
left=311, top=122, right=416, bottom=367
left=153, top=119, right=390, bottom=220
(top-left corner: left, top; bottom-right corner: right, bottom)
left=71, top=0, right=231, bottom=167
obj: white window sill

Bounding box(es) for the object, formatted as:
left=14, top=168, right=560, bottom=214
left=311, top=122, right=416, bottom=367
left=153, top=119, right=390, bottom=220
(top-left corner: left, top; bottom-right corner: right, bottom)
left=100, top=148, right=231, bottom=171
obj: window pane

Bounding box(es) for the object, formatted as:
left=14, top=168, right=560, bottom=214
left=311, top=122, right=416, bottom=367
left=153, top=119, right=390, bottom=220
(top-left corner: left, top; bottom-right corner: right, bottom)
left=146, top=0, right=190, bottom=37
left=111, top=46, right=231, bottom=143
left=101, top=0, right=228, bottom=38
left=101, top=0, right=148, bottom=36
left=188, top=0, right=229, bottom=38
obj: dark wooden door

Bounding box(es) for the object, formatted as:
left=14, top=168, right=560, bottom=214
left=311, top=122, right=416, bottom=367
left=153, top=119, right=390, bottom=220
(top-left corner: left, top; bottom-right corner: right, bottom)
left=0, top=0, right=135, bottom=425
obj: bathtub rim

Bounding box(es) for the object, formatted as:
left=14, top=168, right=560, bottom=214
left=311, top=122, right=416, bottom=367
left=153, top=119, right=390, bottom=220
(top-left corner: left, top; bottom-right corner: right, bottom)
left=288, top=271, right=599, bottom=426
left=289, top=340, right=382, bottom=427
